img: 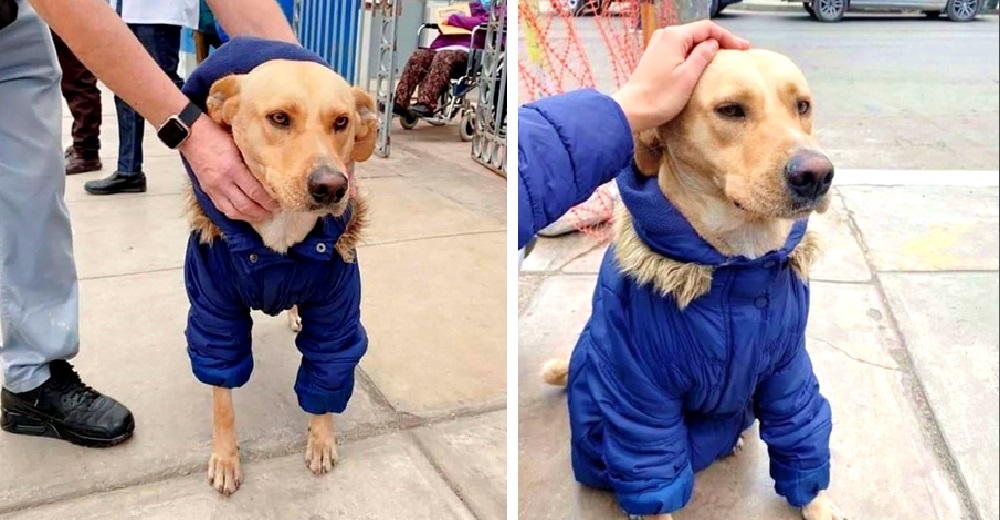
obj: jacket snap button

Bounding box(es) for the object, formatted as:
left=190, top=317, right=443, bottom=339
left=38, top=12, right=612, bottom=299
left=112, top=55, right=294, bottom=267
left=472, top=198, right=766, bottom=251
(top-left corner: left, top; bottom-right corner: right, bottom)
left=754, top=296, right=768, bottom=308
left=316, top=243, right=327, bottom=253
left=249, top=253, right=258, bottom=264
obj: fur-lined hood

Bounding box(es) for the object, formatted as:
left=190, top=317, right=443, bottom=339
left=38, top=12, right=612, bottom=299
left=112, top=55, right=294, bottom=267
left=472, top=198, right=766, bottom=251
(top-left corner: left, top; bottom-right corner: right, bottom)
left=616, top=162, right=809, bottom=267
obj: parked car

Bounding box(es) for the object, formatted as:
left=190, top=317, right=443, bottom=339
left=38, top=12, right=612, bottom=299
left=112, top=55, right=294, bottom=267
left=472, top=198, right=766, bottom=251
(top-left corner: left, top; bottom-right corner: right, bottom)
left=793, top=0, right=983, bottom=21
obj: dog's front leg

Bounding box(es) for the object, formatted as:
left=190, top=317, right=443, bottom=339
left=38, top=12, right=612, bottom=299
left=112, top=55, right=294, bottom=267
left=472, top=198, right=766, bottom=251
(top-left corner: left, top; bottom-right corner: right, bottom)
left=305, top=413, right=339, bottom=475
left=208, top=386, right=241, bottom=495
left=801, top=491, right=847, bottom=520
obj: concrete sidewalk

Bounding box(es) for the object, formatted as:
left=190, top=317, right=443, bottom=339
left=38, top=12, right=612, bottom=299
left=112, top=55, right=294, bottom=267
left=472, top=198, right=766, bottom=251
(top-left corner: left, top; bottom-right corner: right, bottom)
left=519, top=180, right=999, bottom=519
left=0, top=89, right=506, bottom=519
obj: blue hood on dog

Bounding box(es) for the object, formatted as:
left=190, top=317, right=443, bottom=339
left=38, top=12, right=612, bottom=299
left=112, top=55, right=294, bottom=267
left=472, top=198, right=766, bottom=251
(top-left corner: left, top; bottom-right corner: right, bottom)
left=615, top=163, right=808, bottom=266
left=181, top=38, right=367, bottom=416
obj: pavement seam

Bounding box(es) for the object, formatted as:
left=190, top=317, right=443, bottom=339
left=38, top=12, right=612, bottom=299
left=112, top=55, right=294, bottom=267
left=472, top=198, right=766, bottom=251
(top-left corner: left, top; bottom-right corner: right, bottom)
left=75, top=230, right=506, bottom=282
left=408, top=431, right=485, bottom=520
left=362, top=228, right=505, bottom=248
left=807, top=334, right=902, bottom=371
left=837, top=187, right=985, bottom=520
left=0, top=402, right=507, bottom=516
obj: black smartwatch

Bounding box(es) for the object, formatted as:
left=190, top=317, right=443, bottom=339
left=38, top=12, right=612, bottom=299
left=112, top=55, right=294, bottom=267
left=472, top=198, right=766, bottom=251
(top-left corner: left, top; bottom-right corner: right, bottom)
left=157, top=101, right=203, bottom=149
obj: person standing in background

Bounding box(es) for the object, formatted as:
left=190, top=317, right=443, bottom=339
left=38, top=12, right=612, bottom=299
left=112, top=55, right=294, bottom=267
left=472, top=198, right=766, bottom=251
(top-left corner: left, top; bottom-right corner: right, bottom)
left=192, top=0, right=222, bottom=64
left=84, top=0, right=198, bottom=195
left=52, top=31, right=104, bottom=175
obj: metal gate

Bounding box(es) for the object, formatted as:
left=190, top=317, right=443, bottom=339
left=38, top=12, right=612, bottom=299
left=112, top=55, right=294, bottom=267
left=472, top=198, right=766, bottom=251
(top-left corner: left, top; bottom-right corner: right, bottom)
left=372, top=0, right=400, bottom=158
left=470, top=1, right=506, bottom=176
left=292, top=0, right=364, bottom=82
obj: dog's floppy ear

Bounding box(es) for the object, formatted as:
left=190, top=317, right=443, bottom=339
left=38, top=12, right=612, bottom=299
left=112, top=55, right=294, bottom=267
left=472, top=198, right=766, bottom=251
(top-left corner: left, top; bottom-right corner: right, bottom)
left=633, top=129, right=664, bottom=177
left=206, top=74, right=244, bottom=126
left=351, top=87, right=378, bottom=163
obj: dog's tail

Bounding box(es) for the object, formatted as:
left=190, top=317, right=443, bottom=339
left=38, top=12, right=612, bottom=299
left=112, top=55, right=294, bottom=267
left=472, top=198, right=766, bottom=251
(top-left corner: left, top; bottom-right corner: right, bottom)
left=541, top=357, right=570, bottom=387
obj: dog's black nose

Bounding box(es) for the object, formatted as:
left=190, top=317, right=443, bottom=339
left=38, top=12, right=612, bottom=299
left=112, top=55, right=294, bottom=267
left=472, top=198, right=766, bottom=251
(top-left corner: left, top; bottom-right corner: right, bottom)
left=785, top=150, right=834, bottom=201
left=307, top=166, right=348, bottom=205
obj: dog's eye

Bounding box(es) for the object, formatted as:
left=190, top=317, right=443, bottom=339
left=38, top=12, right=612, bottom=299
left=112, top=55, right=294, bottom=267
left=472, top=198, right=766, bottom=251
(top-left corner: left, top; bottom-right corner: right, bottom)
left=797, top=100, right=812, bottom=115
left=333, top=115, right=349, bottom=131
left=715, top=103, right=746, bottom=120
left=267, top=111, right=291, bottom=127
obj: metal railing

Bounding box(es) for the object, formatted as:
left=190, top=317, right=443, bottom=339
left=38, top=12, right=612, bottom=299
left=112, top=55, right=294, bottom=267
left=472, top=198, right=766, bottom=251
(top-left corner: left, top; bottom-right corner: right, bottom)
left=292, top=0, right=364, bottom=82
left=372, top=0, right=400, bottom=158
left=470, top=1, right=507, bottom=176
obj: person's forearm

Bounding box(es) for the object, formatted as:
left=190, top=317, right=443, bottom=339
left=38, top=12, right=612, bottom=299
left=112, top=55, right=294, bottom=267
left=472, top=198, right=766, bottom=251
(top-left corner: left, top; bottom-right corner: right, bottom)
left=31, top=0, right=188, bottom=128
left=207, top=0, right=296, bottom=43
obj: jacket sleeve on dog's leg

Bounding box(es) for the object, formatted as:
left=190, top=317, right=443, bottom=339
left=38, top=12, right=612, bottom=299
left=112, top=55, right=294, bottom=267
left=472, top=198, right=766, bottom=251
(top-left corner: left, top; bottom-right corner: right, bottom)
left=184, top=244, right=254, bottom=389
left=294, top=262, right=369, bottom=415
left=602, top=376, right=695, bottom=515
left=754, top=337, right=833, bottom=508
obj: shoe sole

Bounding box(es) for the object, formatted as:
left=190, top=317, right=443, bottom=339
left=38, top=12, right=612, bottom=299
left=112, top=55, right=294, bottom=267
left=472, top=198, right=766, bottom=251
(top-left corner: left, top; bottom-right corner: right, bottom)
left=83, top=186, right=147, bottom=195
left=66, top=165, right=103, bottom=176
left=1, top=408, right=135, bottom=448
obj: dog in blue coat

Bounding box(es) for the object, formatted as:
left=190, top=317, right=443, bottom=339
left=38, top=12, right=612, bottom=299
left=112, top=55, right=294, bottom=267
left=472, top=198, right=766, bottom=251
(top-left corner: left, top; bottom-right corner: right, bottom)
left=179, top=39, right=377, bottom=495
left=541, top=50, right=847, bottom=520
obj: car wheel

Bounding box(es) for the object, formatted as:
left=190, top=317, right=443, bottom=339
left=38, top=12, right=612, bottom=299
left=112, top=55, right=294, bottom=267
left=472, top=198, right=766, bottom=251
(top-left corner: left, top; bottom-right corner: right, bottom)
left=946, top=0, right=979, bottom=20
left=812, top=0, right=846, bottom=21
left=803, top=2, right=818, bottom=18
left=924, top=9, right=942, bottom=17
left=566, top=0, right=594, bottom=16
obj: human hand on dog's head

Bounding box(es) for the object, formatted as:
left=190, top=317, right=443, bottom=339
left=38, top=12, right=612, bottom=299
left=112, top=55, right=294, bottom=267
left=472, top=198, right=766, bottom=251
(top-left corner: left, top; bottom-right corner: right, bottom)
left=179, top=116, right=279, bottom=223
left=612, top=20, right=750, bottom=134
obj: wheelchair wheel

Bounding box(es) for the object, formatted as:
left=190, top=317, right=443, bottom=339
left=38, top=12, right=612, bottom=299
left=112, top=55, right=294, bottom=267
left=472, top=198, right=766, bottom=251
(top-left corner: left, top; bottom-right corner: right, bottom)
left=399, top=113, right=419, bottom=130
left=460, top=112, right=475, bottom=142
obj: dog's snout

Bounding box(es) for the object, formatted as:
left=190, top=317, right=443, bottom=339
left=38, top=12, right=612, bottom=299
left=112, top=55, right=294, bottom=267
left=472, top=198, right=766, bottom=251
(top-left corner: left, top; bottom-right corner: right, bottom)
left=785, top=150, right=834, bottom=201
left=307, top=167, right=348, bottom=205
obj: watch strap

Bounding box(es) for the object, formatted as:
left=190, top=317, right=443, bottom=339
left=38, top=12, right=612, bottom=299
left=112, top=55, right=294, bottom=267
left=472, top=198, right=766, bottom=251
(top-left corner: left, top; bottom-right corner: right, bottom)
left=178, top=101, right=203, bottom=128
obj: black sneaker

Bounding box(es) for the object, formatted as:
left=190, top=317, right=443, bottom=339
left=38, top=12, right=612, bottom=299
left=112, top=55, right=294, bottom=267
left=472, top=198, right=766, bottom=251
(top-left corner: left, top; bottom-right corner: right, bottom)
left=83, top=171, right=147, bottom=195
left=1, top=360, right=135, bottom=447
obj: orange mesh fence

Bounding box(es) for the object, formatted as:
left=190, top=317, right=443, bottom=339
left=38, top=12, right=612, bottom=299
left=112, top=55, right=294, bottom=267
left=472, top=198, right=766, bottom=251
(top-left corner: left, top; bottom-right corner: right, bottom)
left=519, top=0, right=684, bottom=242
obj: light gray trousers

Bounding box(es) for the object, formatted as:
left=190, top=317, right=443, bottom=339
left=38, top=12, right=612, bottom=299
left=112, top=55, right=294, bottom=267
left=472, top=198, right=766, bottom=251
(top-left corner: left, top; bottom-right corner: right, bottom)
left=0, top=0, right=81, bottom=393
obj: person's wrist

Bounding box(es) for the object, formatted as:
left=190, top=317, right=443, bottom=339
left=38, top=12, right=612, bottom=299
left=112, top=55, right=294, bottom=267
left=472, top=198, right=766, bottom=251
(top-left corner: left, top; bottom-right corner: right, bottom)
left=177, top=114, right=208, bottom=155
left=612, top=87, right=647, bottom=133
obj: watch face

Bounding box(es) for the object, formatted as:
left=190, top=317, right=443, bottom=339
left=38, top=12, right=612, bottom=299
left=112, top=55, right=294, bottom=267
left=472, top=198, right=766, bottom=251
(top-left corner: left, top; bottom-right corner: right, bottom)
left=158, top=117, right=189, bottom=148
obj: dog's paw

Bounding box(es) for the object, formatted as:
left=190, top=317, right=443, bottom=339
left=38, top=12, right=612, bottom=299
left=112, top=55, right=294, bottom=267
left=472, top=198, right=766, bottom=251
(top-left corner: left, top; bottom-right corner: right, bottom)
left=286, top=310, right=302, bottom=332
left=801, top=492, right=847, bottom=520
left=724, top=431, right=746, bottom=458
left=731, top=435, right=745, bottom=456
left=208, top=445, right=242, bottom=496
left=305, top=414, right=339, bottom=476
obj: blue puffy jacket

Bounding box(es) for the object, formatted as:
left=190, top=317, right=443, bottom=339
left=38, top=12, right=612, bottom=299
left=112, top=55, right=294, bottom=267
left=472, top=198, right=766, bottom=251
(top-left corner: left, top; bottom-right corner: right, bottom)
left=517, top=89, right=634, bottom=249
left=181, top=38, right=367, bottom=416
left=567, top=164, right=832, bottom=515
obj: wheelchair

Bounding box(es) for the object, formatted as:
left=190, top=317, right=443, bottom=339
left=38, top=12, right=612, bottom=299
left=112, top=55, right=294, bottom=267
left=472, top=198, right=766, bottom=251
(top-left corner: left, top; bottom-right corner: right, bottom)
left=395, top=22, right=498, bottom=142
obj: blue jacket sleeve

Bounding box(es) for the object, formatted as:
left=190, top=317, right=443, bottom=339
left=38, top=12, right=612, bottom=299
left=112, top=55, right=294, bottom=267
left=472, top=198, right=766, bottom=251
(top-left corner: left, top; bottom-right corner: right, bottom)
left=184, top=240, right=254, bottom=389
left=517, top=89, right=634, bottom=249
left=754, top=337, right=833, bottom=508
left=592, top=284, right=694, bottom=515
left=294, top=261, right=369, bottom=415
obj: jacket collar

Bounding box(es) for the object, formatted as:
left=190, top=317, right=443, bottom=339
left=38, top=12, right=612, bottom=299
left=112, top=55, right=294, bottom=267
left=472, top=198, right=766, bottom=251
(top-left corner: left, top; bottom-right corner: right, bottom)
left=616, top=162, right=808, bottom=267
left=185, top=157, right=350, bottom=261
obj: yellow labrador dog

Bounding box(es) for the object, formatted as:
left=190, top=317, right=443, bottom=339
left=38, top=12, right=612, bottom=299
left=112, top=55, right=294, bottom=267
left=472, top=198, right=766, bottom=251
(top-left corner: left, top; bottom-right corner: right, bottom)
left=182, top=57, right=375, bottom=496
left=542, top=49, right=846, bottom=520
